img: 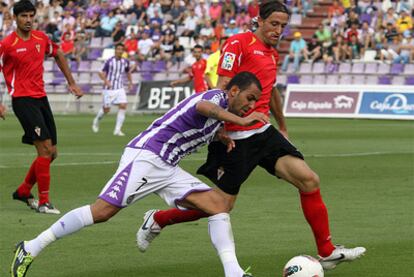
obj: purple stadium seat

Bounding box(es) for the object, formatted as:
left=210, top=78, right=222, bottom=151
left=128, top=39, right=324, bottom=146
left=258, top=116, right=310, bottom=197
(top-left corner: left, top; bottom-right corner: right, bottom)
left=404, top=64, right=414, bottom=75
left=312, top=62, right=326, bottom=74
left=131, top=73, right=142, bottom=84
left=43, top=72, right=54, bottom=84
left=299, top=63, right=312, bottom=74
left=141, top=72, right=154, bottom=81
left=405, top=76, right=414, bottom=85
left=78, top=73, right=91, bottom=84
left=88, top=49, right=103, bottom=60
left=390, top=64, right=404, bottom=75
left=90, top=37, right=102, bottom=48
left=154, top=60, right=167, bottom=72
left=140, top=61, right=153, bottom=72
left=351, top=63, right=365, bottom=74
left=44, top=60, right=53, bottom=71
left=168, top=63, right=180, bottom=72
left=276, top=75, right=287, bottom=86
left=353, top=75, right=366, bottom=84
left=90, top=61, right=103, bottom=72
left=339, top=75, right=352, bottom=84
left=392, top=76, right=405, bottom=85
left=90, top=73, right=102, bottom=84
left=313, top=75, right=326, bottom=84
left=78, top=61, right=91, bottom=72
left=80, top=84, right=91, bottom=93
left=360, top=13, right=372, bottom=24
left=168, top=72, right=180, bottom=80
left=377, top=63, right=390, bottom=74
left=364, top=63, right=378, bottom=74
left=286, top=63, right=296, bottom=74
left=153, top=72, right=168, bottom=81
left=300, top=75, right=313, bottom=84
left=364, top=75, right=377, bottom=85
left=102, top=37, right=113, bottom=48
left=326, top=75, right=339, bottom=84
left=338, top=63, right=351, bottom=73
left=70, top=61, right=78, bottom=72
left=378, top=76, right=391, bottom=85
left=287, top=75, right=300, bottom=84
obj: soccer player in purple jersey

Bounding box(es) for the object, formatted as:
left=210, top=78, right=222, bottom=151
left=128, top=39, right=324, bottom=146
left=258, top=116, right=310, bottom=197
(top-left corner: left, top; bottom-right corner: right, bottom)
left=92, top=43, right=133, bottom=136
left=11, top=72, right=268, bottom=277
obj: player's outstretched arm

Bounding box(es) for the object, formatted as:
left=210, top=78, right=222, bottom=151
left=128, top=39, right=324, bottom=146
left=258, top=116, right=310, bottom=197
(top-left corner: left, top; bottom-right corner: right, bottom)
left=0, top=103, right=6, bottom=120
left=54, top=49, right=84, bottom=98
left=196, top=101, right=268, bottom=126
left=170, top=75, right=192, bottom=87
left=270, top=86, right=288, bottom=138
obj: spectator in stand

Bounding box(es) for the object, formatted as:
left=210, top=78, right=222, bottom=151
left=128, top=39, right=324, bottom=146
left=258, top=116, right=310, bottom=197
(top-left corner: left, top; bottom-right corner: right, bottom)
left=114, top=7, right=127, bottom=23
left=345, top=9, right=360, bottom=28
left=61, top=23, right=75, bottom=41
left=221, top=0, right=236, bottom=19
left=315, top=23, right=332, bottom=47
left=150, top=25, right=163, bottom=42
left=341, top=0, right=351, bottom=13
left=195, top=0, right=209, bottom=20
left=124, top=31, right=139, bottom=58
left=396, top=30, right=414, bottom=64
left=247, top=0, right=259, bottom=18
left=61, top=9, right=76, bottom=30
left=282, top=32, right=308, bottom=72
left=111, top=21, right=126, bottom=45
left=224, top=19, right=239, bottom=38
left=235, top=8, right=250, bottom=28
left=170, top=44, right=208, bottom=94
left=357, top=0, right=372, bottom=14
left=348, top=33, right=364, bottom=60
left=86, top=0, right=101, bottom=19
left=127, top=0, right=147, bottom=23
left=209, top=0, right=222, bottom=23
left=73, top=32, right=88, bottom=64
left=169, top=0, right=186, bottom=25
left=380, top=35, right=401, bottom=63
left=306, top=36, right=322, bottom=63
left=48, top=0, right=63, bottom=21
left=96, top=9, right=119, bottom=37
left=149, top=9, right=163, bottom=27
left=384, top=22, right=398, bottom=43
left=382, top=7, right=398, bottom=28
left=146, top=0, right=162, bottom=20
left=98, top=0, right=112, bottom=16
left=162, top=20, right=176, bottom=36
left=137, top=29, right=154, bottom=61
left=85, top=11, right=100, bottom=37
left=181, top=8, right=199, bottom=37
left=35, top=1, right=48, bottom=25
left=171, top=37, right=185, bottom=64
left=328, top=0, right=345, bottom=20
left=200, top=19, right=215, bottom=40
left=239, top=22, right=249, bottom=33
left=330, top=9, right=347, bottom=35
left=360, top=20, right=375, bottom=49
left=160, top=32, right=175, bottom=62
left=345, top=21, right=360, bottom=42
left=60, top=32, right=75, bottom=61
left=332, top=34, right=350, bottom=62
left=396, top=9, right=413, bottom=33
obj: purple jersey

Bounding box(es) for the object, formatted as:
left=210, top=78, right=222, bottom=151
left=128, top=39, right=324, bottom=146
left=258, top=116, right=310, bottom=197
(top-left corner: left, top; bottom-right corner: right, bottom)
left=102, top=57, right=130, bottom=90
left=127, top=89, right=228, bottom=166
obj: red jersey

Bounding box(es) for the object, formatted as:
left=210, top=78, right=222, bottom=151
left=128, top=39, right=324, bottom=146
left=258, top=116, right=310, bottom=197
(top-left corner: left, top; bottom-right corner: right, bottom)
left=0, top=30, right=58, bottom=98
left=218, top=32, right=279, bottom=131
left=191, top=58, right=208, bottom=93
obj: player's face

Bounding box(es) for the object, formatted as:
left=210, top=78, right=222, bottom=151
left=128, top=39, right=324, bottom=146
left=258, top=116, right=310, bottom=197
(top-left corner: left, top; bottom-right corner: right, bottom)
left=258, top=12, right=289, bottom=46
left=15, top=11, right=36, bottom=33
left=193, top=48, right=203, bottom=60
left=115, top=46, right=124, bottom=58
left=228, top=83, right=261, bottom=116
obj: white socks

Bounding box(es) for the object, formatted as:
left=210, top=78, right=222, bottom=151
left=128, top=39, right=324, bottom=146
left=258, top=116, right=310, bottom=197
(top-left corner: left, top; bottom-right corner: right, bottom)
left=114, top=109, right=126, bottom=133
left=94, top=108, right=105, bottom=123
left=25, top=205, right=94, bottom=257
left=208, top=213, right=244, bottom=277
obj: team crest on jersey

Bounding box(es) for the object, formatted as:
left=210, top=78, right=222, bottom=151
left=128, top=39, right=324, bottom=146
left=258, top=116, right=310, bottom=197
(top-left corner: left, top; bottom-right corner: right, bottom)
left=221, top=52, right=236, bottom=71
left=34, top=126, right=41, bottom=137
left=36, top=44, right=41, bottom=53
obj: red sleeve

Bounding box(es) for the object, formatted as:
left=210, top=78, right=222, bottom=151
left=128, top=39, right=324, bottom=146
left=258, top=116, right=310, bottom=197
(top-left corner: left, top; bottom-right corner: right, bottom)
left=44, top=32, right=59, bottom=57
left=0, top=42, right=3, bottom=72
left=217, top=35, right=244, bottom=78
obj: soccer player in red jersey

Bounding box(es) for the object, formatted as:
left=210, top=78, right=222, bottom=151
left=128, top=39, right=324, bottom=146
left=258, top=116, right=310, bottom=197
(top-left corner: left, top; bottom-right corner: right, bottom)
left=138, top=0, right=366, bottom=272
left=0, top=1, right=83, bottom=214
left=170, top=44, right=208, bottom=93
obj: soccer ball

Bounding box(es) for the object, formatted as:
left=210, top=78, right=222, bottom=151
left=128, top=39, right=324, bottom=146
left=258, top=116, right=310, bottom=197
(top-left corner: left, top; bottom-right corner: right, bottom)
left=283, top=255, right=324, bottom=277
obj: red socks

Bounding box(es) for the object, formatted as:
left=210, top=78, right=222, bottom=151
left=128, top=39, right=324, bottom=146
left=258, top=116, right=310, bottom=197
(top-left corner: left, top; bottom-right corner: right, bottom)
left=16, top=159, right=38, bottom=197
left=300, top=188, right=335, bottom=257
left=35, top=157, right=52, bottom=206
left=154, top=208, right=209, bottom=228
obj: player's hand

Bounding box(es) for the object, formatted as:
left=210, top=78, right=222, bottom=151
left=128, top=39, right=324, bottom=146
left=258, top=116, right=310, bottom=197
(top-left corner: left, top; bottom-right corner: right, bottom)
left=217, top=129, right=235, bottom=153
left=105, top=80, right=112, bottom=89
left=69, top=84, right=84, bottom=99
left=239, top=112, right=269, bottom=126
left=170, top=81, right=176, bottom=87
left=0, top=104, right=6, bottom=120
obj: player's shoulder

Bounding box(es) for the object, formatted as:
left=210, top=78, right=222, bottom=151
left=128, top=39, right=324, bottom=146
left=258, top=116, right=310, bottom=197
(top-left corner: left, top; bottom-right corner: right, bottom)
left=1, top=32, right=17, bottom=47
left=31, top=30, right=48, bottom=41
left=225, top=32, right=253, bottom=45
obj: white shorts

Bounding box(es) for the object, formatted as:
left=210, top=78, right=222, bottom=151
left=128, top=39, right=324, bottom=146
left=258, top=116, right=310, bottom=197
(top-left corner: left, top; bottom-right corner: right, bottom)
left=102, top=88, right=127, bottom=108
left=98, top=148, right=211, bottom=208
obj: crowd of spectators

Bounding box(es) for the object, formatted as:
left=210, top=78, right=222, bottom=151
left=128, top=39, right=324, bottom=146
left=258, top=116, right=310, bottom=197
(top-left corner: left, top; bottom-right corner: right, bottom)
left=0, top=0, right=413, bottom=73
left=283, top=0, right=414, bottom=72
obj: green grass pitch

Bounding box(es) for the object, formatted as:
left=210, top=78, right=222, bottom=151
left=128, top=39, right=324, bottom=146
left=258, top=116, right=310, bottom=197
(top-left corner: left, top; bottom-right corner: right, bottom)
left=1, top=114, right=413, bottom=276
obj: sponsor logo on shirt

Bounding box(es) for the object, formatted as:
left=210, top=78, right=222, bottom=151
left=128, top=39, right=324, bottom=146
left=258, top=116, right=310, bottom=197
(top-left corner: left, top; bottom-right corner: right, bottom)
left=34, top=126, right=41, bottom=136
left=16, top=48, right=27, bottom=53
left=221, top=52, right=236, bottom=70
left=254, top=50, right=264, bottom=56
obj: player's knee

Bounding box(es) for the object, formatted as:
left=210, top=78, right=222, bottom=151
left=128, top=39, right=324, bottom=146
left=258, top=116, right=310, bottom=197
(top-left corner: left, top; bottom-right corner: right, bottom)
left=92, top=208, right=114, bottom=223
left=302, top=171, right=320, bottom=191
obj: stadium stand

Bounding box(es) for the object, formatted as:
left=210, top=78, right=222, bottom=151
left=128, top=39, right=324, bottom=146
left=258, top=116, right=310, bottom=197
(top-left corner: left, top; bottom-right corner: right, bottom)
left=0, top=0, right=412, bottom=97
